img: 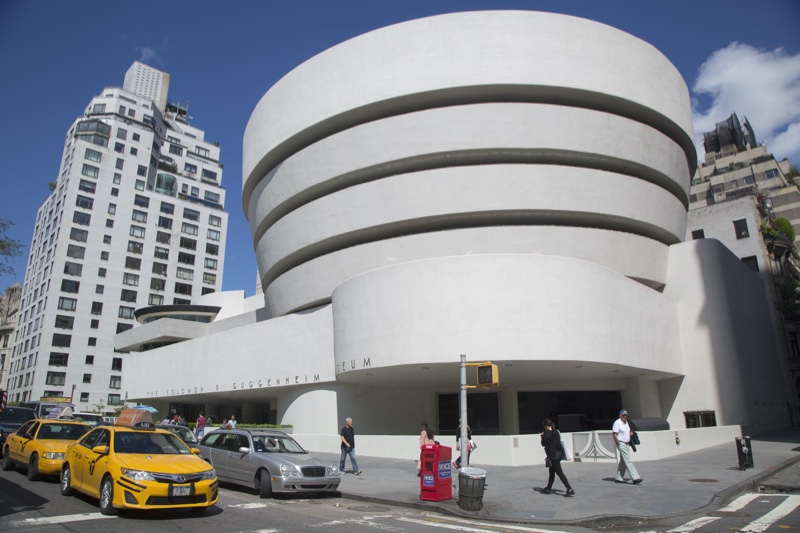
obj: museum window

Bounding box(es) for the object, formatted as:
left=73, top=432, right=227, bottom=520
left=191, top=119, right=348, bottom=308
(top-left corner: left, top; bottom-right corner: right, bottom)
left=684, top=410, right=716, bottom=428
left=733, top=219, right=749, bottom=239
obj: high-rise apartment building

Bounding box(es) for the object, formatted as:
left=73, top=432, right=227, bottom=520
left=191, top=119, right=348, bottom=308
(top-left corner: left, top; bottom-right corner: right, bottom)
left=6, top=63, right=227, bottom=414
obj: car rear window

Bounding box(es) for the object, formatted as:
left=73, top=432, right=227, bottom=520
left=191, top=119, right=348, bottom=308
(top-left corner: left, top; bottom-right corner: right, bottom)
left=0, top=408, right=37, bottom=422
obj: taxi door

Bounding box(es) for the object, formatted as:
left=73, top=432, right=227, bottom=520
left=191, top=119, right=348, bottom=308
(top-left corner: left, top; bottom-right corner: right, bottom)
left=69, top=428, right=101, bottom=489
left=8, top=421, right=38, bottom=464
left=80, top=428, right=110, bottom=497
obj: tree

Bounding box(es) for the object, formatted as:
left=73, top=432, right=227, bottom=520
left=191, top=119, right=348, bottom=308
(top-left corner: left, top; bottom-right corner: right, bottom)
left=0, top=218, right=23, bottom=277
left=91, top=400, right=106, bottom=414
left=773, top=216, right=796, bottom=242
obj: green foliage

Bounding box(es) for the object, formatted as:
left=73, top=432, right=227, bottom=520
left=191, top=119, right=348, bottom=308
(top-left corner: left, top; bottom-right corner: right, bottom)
left=761, top=220, right=779, bottom=238
left=773, top=217, right=796, bottom=241
left=777, top=279, right=800, bottom=321
left=91, top=400, right=106, bottom=414
left=0, top=218, right=24, bottom=277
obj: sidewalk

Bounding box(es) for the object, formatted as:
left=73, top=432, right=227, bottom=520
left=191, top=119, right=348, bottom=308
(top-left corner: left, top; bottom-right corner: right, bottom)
left=321, top=428, right=800, bottom=527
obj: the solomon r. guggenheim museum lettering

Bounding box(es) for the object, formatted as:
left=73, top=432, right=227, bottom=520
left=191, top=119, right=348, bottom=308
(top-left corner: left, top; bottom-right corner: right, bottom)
left=145, top=374, right=321, bottom=397
left=337, top=358, right=372, bottom=374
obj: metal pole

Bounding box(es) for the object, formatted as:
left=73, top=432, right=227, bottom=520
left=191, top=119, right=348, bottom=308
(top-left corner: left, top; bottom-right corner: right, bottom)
left=460, top=354, right=468, bottom=470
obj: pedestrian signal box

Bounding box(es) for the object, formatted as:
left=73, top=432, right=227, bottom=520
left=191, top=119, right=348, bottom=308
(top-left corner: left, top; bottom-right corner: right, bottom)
left=476, top=363, right=499, bottom=387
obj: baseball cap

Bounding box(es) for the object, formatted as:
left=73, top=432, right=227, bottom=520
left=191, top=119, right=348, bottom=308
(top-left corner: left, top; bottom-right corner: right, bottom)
left=620, top=409, right=628, bottom=415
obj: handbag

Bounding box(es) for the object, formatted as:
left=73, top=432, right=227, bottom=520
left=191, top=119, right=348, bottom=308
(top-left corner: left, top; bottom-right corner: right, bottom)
left=545, top=457, right=552, bottom=468
left=557, top=430, right=573, bottom=461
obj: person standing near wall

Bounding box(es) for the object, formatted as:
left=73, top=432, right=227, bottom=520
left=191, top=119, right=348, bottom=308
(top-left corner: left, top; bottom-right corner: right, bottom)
left=195, top=412, right=206, bottom=438
left=613, top=409, right=643, bottom=484
left=340, top=417, right=362, bottom=475
left=417, top=421, right=436, bottom=476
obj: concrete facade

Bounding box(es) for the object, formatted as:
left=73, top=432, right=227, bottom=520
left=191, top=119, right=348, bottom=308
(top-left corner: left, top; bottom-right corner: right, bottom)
left=120, top=12, right=793, bottom=461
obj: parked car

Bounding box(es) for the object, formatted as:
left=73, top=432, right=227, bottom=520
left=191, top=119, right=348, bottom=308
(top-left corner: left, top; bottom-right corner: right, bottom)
left=70, top=412, right=105, bottom=427
left=0, top=407, right=37, bottom=457
left=156, top=424, right=199, bottom=447
left=60, top=421, right=217, bottom=515
left=2, top=420, right=90, bottom=480
left=198, top=429, right=340, bottom=498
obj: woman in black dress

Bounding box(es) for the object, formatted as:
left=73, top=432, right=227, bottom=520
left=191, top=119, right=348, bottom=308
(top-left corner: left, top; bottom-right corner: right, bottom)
left=540, top=418, right=574, bottom=496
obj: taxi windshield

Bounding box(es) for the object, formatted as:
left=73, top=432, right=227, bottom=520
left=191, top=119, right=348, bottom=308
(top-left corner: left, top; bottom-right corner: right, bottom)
left=114, top=431, right=193, bottom=454
left=37, top=423, right=91, bottom=440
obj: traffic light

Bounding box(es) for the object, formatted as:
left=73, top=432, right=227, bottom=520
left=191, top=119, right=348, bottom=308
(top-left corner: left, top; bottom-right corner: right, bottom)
left=476, top=363, right=499, bottom=387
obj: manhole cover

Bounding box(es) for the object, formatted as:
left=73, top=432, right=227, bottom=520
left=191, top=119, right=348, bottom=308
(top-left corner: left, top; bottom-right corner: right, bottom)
left=688, top=478, right=719, bottom=483
left=709, top=511, right=749, bottom=517
left=347, top=505, right=391, bottom=512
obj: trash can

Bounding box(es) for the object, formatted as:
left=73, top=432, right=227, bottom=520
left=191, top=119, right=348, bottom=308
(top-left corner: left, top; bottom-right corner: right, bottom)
left=457, top=467, right=486, bottom=511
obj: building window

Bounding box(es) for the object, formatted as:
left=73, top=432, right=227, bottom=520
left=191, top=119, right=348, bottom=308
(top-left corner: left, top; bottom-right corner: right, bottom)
left=46, top=372, right=66, bottom=386
left=118, top=306, right=135, bottom=319
left=83, top=373, right=92, bottom=384
left=183, top=208, right=200, bottom=221
left=150, top=278, right=166, bottom=291
left=48, top=352, right=69, bottom=366
left=114, top=142, right=124, bottom=154
left=52, top=333, right=71, bottom=347
left=92, top=103, right=106, bottom=114
left=209, top=215, right=222, bottom=227
left=91, top=301, right=103, bottom=315
left=81, top=164, right=99, bottom=178
left=135, top=179, right=145, bottom=191
left=111, top=187, right=119, bottom=196
left=201, top=169, right=217, bottom=182
left=152, top=262, right=168, bottom=276
left=178, top=252, right=195, bottom=265
left=161, top=202, right=175, bottom=215
left=158, top=216, right=173, bottom=229
left=91, top=319, right=99, bottom=329
left=117, top=127, right=127, bottom=140
left=203, top=272, right=216, bottom=284
left=206, top=243, right=219, bottom=256
left=734, top=219, right=750, bottom=239
left=204, top=258, right=218, bottom=270
left=100, top=251, right=109, bottom=260
left=60, top=279, right=80, bottom=293
left=117, top=323, right=133, bottom=333
left=54, top=315, right=74, bottom=330
left=125, top=256, right=142, bottom=270
left=177, top=267, right=194, bottom=280
left=84, top=148, right=102, bottom=162
left=201, top=287, right=215, bottom=296
left=64, top=261, right=83, bottom=276
left=130, top=147, right=138, bottom=156
left=108, top=204, right=116, bottom=215
left=207, top=229, right=220, bottom=241
left=684, top=410, right=716, bottom=428
left=185, top=162, right=197, bottom=175
left=137, top=165, right=147, bottom=177
left=131, top=210, right=147, bottom=223
left=134, top=195, right=149, bottom=208
left=73, top=211, right=91, bottom=226
left=122, top=273, right=139, bottom=286
left=742, top=256, right=759, bottom=272
left=106, top=218, right=114, bottom=228
left=86, top=355, right=94, bottom=365
left=156, top=231, right=171, bottom=244
left=112, top=357, right=122, bottom=371
left=67, top=244, right=85, bottom=259
left=103, top=235, right=112, bottom=244
left=79, top=180, right=96, bottom=194
left=58, top=297, right=77, bottom=311
left=129, top=225, right=145, bottom=238
left=180, top=237, right=196, bottom=250
left=88, top=337, right=97, bottom=346
left=175, top=283, right=193, bottom=296
left=113, top=173, right=122, bottom=184
left=70, top=227, right=89, bottom=242
left=127, top=240, right=143, bottom=254
left=169, top=144, right=183, bottom=156
left=190, top=186, right=199, bottom=197
left=76, top=195, right=94, bottom=210
left=154, top=246, right=169, bottom=260
left=120, top=289, right=137, bottom=302
left=181, top=223, right=198, bottom=236
left=109, top=376, right=122, bottom=389
left=80, top=392, right=90, bottom=402
left=148, top=294, right=164, bottom=305
left=115, top=158, right=124, bottom=170
left=108, top=394, right=122, bottom=406
left=96, top=284, right=104, bottom=294
left=204, top=191, right=221, bottom=204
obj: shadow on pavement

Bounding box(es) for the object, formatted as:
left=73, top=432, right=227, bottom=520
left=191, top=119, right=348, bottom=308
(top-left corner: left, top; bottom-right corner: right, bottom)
left=0, top=476, right=49, bottom=517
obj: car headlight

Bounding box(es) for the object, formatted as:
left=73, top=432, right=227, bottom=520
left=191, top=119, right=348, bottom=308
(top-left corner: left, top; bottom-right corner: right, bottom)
left=43, top=452, right=65, bottom=460
left=200, top=469, right=216, bottom=480
left=280, top=464, right=299, bottom=477
left=327, top=464, right=340, bottom=476
left=121, top=468, right=156, bottom=481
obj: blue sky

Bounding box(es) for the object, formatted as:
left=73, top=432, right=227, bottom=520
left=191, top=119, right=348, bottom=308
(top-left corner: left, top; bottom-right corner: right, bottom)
left=1, top=0, right=799, bottom=294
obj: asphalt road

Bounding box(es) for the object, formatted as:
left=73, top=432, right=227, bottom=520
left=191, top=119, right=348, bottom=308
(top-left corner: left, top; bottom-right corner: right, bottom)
left=1, top=467, right=798, bottom=533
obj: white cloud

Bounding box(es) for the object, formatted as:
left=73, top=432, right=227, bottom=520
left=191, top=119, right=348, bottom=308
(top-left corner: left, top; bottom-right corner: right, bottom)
left=134, top=46, right=162, bottom=65
left=691, top=42, right=800, bottom=166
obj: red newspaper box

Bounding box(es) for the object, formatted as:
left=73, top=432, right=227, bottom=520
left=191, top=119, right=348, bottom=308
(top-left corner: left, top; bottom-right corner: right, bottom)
left=420, top=444, right=452, bottom=501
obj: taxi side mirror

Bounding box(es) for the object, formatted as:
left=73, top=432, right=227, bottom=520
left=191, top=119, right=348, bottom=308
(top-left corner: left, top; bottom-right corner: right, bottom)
left=238, top=446, right=250, bottom=454
left=92, top=445, right=109, bottom=455
left=191, top=447, right=201, bottom=455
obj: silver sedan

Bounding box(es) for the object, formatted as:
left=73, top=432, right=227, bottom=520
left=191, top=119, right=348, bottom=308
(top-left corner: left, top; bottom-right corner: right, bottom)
left=198, top=429, right=340, bottom=498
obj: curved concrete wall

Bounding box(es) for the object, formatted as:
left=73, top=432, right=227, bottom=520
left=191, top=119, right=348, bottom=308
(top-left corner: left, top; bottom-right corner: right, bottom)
left=243, top=10, right=695, bottom=316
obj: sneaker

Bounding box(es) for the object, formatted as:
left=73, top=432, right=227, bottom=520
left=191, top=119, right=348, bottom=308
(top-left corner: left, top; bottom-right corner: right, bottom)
left=633, top=478, right=643, bottom=484
left=565, top=489, right=575, bottom=497
left=614, top=479, right=626, bottom=484
left=355, top=470, right=362, bottom=475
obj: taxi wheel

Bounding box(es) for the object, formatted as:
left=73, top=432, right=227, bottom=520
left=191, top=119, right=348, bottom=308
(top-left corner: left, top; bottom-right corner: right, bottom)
left=258, top=469, right=273, bottom=499
left=60, top=464, right=74, bottom=496
left=27, top=454, right=40, bottom=481
left=99, top=476, right=119, bottom=516
left=1, top=449, right=13, bottom=471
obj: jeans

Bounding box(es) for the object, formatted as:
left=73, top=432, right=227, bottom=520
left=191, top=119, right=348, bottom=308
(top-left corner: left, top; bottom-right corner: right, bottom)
left=340, top=446, right=359, bottom=472
left=616, top=442, right=640, bottom=481
left=195, top=428, right=204, bottom=438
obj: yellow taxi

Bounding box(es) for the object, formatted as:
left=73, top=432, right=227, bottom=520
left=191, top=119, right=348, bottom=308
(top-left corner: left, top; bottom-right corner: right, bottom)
left=2, top=419, right=91, bottom=480
left=60, top=414, right=217, bottom=515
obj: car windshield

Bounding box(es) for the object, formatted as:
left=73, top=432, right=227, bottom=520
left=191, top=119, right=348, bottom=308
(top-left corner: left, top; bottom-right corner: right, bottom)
left=37, top=423, right=90, bottom=440
left=158, top=425, right=198, bottom=445
left=0, top=408, right=36, bottom=422
left=114, top=431, right=194, bottom=455
left=73, top=414, right=104, bottom=427
left=252, top=435, right=306, bottom=454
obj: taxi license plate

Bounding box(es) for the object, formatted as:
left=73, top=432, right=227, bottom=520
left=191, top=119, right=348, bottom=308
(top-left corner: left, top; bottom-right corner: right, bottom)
left=170, top=485, right=192, bottom=496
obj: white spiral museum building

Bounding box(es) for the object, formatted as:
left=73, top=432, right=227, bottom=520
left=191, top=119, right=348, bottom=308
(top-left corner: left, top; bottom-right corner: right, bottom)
left=121, top=11, right=792, bottom=463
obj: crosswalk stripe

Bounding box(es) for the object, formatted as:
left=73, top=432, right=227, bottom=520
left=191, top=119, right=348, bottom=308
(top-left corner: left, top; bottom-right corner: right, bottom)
left=740, top=494, right=800, bottom=533
left=8, top=512, right=116, bottom=527
left=719, top=492, right=760, bottom=512
left=664, top=516, right=721, bottom=532
left=399, top=516, right=567, bottom=533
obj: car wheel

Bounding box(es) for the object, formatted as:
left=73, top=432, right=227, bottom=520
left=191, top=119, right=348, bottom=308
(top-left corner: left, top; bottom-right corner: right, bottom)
left=1, top=449, right=13, bottom=471
left=27, top=454, right=40, bottom=481
left=60, top=464, right=74, bottom=496
left=99, top=476, right=119, bottom=515
left=258, top=469, right=273, bottom=499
